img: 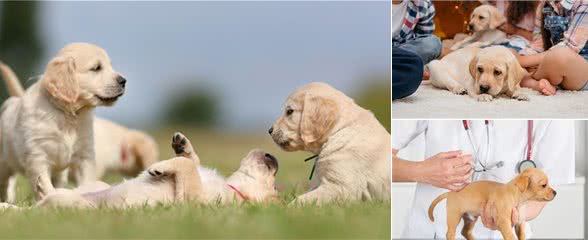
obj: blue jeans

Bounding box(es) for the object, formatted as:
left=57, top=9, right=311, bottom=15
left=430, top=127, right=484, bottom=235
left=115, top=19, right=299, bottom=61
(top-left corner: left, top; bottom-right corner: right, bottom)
left=392, top=47, right=423, bottom=100
left=397, top=35, right=442, bottom=64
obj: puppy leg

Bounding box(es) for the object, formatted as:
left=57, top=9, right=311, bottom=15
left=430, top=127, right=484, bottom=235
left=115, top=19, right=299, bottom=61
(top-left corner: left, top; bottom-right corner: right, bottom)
left=0, top=166, right=15, bottom=202
left=515, top=223, right=526, bottom=240
left=51, top=170, right=68, bottom=188
left=147, top=157, right=202, bottom=201
left=171, top=132, right=198, bottom=162
left=291, top=185, right=340, bottom=205
left=470, top=92, right=494, bottom=102
left=27, top=167, right=55, bottom=200
left=450, top=36, right=474, bottom=51
left=461, top=215, right=478, bottom=240
left=496, top=218, right=516, bottom=240
left=428, top=61, right=467, bottom=95
left=510, top=89, right=529, bottom=101
left=446, top=211, right=462, bottom=240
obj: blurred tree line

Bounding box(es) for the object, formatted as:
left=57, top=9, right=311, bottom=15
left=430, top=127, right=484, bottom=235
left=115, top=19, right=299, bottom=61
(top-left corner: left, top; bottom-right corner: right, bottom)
left=0, top=2, right=43, bottom=102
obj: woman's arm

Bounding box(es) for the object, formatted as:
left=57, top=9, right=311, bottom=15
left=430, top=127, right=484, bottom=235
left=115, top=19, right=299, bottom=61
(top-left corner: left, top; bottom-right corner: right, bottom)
left=500, top=23, right=534, bottom=41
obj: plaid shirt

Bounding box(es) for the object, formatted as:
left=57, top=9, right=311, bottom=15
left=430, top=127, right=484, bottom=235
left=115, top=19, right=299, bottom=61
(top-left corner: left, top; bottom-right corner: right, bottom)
left=392, top=0, right=436, bottom=47
left=530, top=0, right=588, bottom=53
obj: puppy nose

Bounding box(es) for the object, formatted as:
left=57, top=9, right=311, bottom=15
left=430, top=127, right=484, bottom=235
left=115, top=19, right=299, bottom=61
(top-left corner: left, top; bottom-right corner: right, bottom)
left=268, top=127, right=274, bottom=135
left=479, top=85, right=490, bottom=94
left=553, top=190, right=557, bottom=196
left=468, top=23, right=474, bottom=30
left=116, top=76, right=127, bottom=87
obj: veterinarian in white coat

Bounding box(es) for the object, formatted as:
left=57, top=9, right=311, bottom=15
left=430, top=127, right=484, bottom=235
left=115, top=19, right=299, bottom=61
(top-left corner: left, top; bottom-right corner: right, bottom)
left=392, top=120, right=575, bottom=239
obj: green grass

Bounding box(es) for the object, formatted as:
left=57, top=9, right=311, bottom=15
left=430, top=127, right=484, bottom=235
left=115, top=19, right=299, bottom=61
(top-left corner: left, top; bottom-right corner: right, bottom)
left=1, top=127, right=390, bottom=239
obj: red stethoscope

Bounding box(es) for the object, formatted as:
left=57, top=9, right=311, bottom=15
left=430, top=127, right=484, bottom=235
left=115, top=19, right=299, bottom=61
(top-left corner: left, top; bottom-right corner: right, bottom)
left=462, top=120, right=537, bottom=174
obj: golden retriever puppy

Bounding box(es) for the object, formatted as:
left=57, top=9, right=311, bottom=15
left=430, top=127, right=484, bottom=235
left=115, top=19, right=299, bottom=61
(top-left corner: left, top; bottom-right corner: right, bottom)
left=77, top=117, right=158, bottom=179
left=429, top=45, right=528, bottom=101
left=0, top=63, right=156, bottom=180
left=269, top=82, right=390, bottom=204
left=428, top=168, right=556, bottom=240
left=35, top=132, right=279, bottom=208
left=0, top=43, right=126, bottom=201
left=450, top=5, right=507, bottom=50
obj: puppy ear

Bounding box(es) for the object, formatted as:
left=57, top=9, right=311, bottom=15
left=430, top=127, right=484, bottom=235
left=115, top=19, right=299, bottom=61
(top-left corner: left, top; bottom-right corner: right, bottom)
left=469, top=55, right=479, bottom=79
left=489, top=8, right=506, bottom=29
left=514, top=175, right=530, bottom=192
left=43, top=57, right=79, bottom=106
left=300, top=94, right=339, bottom=145
left=505, top=60, right=528, bottom=93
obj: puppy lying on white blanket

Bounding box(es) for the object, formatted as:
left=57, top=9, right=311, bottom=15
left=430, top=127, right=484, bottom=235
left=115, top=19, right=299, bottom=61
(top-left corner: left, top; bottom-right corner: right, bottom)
left=35, top=132, right=279, bottom=208
left=428, top=45, right=528, bottom=101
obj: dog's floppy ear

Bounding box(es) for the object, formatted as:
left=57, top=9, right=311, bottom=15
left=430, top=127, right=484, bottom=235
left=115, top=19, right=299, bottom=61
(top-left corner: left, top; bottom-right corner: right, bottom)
left=300, top=93, right=339, bottom=145
left=469, top=55, right=479, bottom=79
left=514, top=174, right=530, bottom=192
left=505, top=59, right=528, bottom=93
left=43, top=57, right=79, bottom=110
left=489, top=7, right=506, bottom=29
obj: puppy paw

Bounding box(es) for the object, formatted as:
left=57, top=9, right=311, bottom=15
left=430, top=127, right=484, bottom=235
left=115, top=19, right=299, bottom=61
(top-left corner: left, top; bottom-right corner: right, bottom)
left=475, top=94, right=493, bottom=102
left=512, top=93, right=529, bottom=101
left=147, top=161, right=175, bottom=178
left=171, top=132, right=188, bottom=155
left=451, top=86, right=467, bottom=95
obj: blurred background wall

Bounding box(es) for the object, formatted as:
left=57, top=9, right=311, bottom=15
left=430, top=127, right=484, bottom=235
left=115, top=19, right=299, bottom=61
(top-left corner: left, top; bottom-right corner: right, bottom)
left=0, top=1, right=390, bottom=132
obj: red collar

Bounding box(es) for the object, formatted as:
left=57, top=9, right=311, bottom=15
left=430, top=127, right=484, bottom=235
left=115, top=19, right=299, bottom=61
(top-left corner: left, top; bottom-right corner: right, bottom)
left=227, top=184, right=248, bottom=201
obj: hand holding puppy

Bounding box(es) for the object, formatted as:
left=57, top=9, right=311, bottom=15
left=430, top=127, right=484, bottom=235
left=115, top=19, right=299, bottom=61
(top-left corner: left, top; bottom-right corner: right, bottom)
left=480, top=202, right=520, bottom=230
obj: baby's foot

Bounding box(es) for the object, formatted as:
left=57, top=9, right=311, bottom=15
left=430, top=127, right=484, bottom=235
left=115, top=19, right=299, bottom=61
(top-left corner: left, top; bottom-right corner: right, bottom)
left=538, top=79, right=557, bottom=96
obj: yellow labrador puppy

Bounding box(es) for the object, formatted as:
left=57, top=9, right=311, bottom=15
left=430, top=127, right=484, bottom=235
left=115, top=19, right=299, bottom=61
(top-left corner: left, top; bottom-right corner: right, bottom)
left=429, top=45, right=528, bottom=101
left=0, top=63, right=158, bottom=180
left=0, top=43, right=126, bottom=201
left=269, top=82, right=390, bottom=204
left=450, top=5, right=507, bottom=50
left=36, top=132, right=279, bottom=208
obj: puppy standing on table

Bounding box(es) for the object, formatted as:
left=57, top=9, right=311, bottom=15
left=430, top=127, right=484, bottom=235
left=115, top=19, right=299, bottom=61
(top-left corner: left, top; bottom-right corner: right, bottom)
left=0, top=43, right=126, bottom=201
left=269, top=82, right=391, bottom=203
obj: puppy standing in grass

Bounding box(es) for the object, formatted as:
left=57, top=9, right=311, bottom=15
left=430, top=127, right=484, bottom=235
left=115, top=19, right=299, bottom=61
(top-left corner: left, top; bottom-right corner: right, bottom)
left=0, top=43, right=126, bottom=201
left=0, top=61, right=158, bottom=181
left=428, top=168, right=556, bottom=240
left=269, top=82, right=390, bottom=203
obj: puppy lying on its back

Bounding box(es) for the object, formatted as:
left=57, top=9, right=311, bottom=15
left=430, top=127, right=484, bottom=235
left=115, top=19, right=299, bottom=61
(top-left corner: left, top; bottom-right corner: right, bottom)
left=37, top=132, right=279, bottom=208
left=429, top=168, right=556, bottom=240
left=269, top=82, right=390, bottom=204
left=428, top=45, right=528, bottom=101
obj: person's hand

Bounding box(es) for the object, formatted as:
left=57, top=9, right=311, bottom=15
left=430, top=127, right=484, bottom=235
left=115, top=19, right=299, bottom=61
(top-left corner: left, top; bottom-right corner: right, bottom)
left=480, top=202, right=520, bottom=230
left=417, top=150, right=472, bottom=191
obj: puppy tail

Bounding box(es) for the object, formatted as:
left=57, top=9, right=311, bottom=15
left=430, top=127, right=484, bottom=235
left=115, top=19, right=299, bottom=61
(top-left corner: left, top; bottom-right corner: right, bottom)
left=428, top=192, right=448, bottom=222
left=0, top=61, right=25, bottom=97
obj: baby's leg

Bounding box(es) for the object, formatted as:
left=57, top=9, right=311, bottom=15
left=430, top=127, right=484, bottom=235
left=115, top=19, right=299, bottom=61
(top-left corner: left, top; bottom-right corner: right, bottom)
left=521, top=75, right=557, bottom=96
left=533, top=47, right=588, bottom=91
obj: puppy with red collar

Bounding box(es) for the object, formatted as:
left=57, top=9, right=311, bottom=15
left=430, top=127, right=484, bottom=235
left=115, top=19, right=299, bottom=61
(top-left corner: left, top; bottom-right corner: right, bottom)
left=36, top=132, right=279, bottom=208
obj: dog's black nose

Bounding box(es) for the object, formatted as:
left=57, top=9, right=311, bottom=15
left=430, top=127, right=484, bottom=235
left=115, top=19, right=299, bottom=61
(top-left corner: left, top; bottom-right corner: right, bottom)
left=468, top=23, right=474, bottom=31
left=117, top=76, right=127, bottom=87
left=268, top=127, right=273, bottom=134
left=553, top=190, right=557, bottom=196
left=479, top=85, right=490, bottom=94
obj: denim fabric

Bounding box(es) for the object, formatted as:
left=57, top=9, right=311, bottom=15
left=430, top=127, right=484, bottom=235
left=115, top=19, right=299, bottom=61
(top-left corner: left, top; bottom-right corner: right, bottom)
left=392, top=47, right=424, bottom=100
left=397, top=35, right=442, bottom=64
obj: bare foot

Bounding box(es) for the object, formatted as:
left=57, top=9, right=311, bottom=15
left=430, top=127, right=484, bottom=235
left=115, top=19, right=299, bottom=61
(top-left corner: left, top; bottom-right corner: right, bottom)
left=538, top=79, right=557, bottom=96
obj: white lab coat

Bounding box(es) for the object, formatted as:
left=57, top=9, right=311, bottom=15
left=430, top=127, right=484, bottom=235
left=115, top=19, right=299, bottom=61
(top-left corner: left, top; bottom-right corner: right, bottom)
left=392, top=120, right=575, bottom=239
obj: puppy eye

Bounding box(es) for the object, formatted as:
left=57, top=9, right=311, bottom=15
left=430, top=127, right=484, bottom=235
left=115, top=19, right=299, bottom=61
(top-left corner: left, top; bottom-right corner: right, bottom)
left=91, top=63, right=102, bottom=72
left=494, top=70, right=502, bottom=75
left=479, top=16, right=485, bottom=20
left=286, top=109, right=294, bottom=116
left=542, top=184, right=547, bottom=188
left=477, top=67, right=483, bottom=73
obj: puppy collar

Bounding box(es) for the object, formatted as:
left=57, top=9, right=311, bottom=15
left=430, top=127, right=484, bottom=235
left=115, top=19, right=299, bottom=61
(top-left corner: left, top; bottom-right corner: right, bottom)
left=304, top=155, right=319, bottom=180
left=227, top=184, right=248, bottom=201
